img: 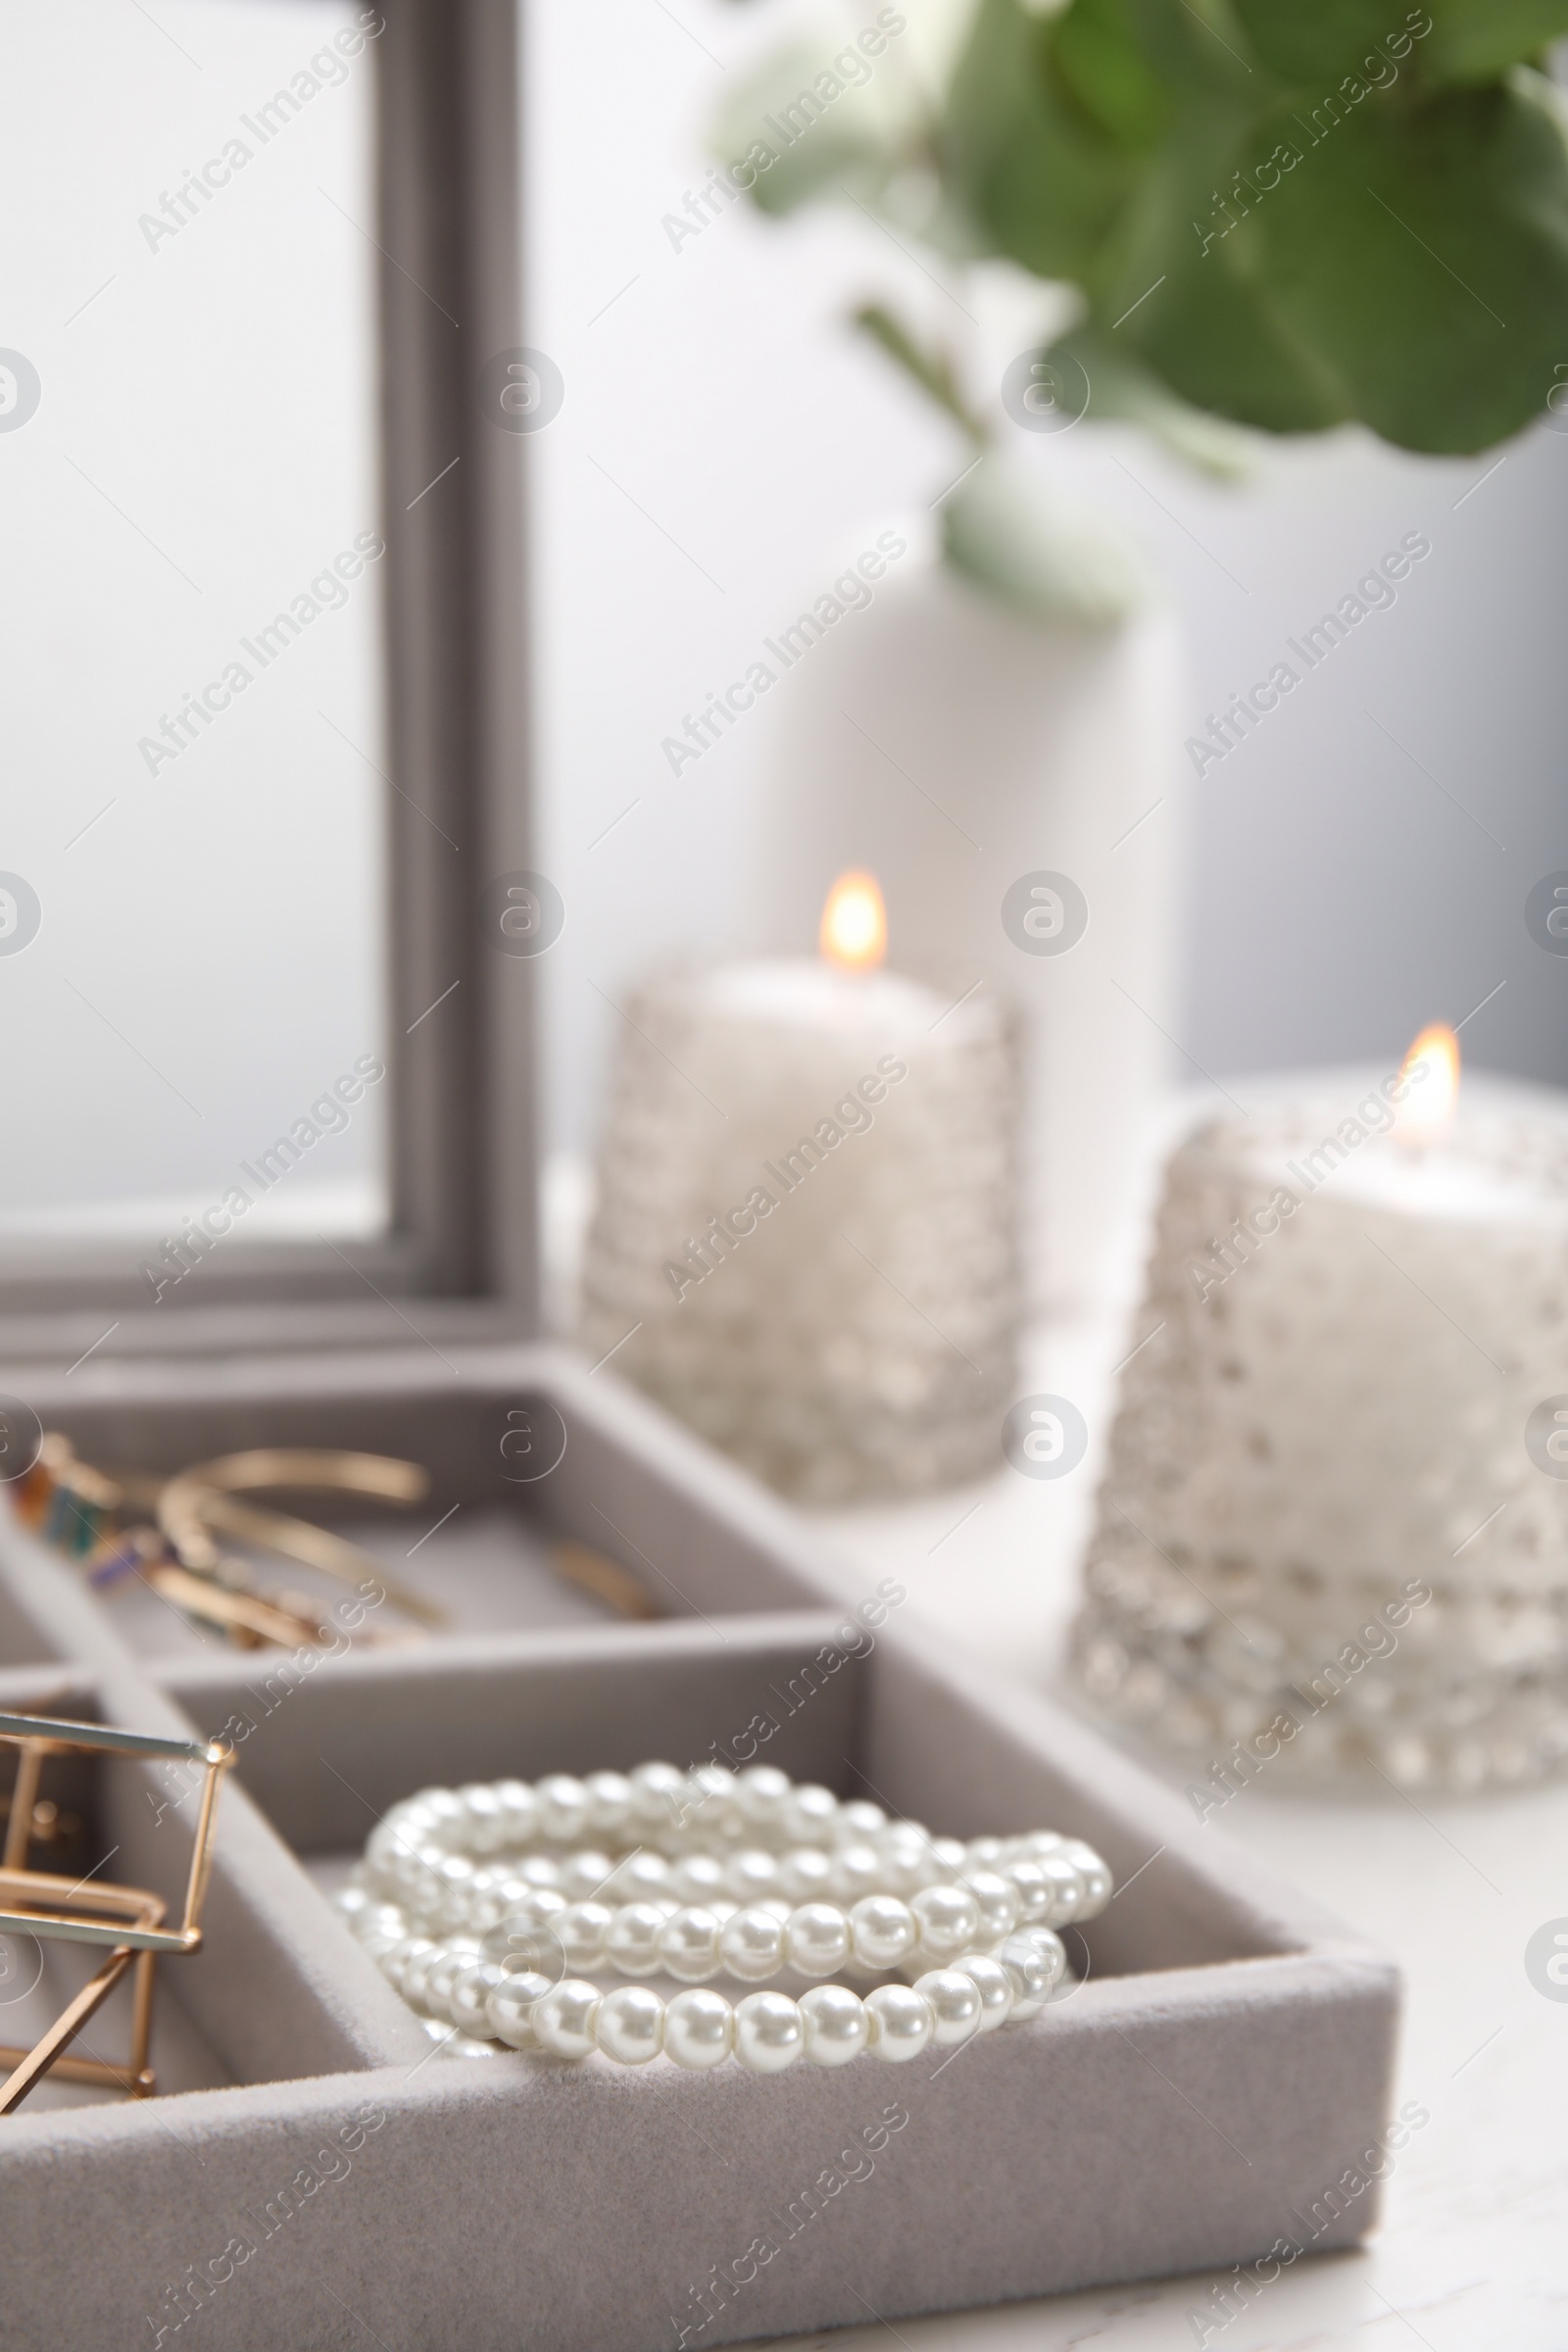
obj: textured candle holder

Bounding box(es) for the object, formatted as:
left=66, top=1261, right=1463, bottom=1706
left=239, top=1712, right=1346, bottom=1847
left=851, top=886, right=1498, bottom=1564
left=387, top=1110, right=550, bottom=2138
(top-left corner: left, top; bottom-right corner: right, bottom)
left=1072, top=1096, right=1568, bottom=1795
left=581, top=965, right=1022, bottom=1501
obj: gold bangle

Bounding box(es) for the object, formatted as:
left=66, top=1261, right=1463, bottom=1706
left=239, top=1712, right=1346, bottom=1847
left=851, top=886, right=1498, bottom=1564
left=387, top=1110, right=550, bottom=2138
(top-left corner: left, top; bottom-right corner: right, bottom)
left=157, top=1449, right=444, bottom=1628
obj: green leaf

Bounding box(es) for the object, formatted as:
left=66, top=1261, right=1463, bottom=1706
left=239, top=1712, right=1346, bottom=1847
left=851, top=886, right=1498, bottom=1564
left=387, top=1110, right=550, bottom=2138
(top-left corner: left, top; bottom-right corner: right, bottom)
left=710, top=43, right=899, bottom=219
left=1113, top=238, right=1350, bottom=430
left=1424, top=0, right=1568, bottom=83
left=1233, top=0, right=1568, bottom=85
left=944, top=0, right=1141, bottom=277
left=1254, top=76, right=1568, bottom=450
left=1115, top=0, right=1262, bottom=95
left=942, top=450, right=1156, bottom=622
left=1054, top=0, right=1172, bottom=148
left=1086, top=106, right=1350, bottom=430
left=1226, top=0, right=1427, bottom=83
left=1052, top=324, right=1257, bottom=471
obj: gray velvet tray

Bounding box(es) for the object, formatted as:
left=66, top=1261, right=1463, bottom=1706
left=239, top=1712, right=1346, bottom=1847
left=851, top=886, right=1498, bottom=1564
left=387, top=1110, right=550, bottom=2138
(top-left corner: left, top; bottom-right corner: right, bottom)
left=0, top=1342, right=1400, bottom=2352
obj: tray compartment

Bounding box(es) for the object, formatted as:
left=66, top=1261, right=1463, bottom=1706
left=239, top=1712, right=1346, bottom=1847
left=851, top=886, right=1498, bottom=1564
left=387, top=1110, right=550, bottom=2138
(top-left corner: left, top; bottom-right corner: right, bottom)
left=0, top=1346, right=1401, bottom=2351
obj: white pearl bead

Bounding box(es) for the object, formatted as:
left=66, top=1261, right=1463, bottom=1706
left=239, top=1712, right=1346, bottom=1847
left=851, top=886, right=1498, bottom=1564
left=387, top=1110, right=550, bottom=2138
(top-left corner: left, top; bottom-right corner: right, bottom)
left=534, top=1773, right=590, bottom=1844
left=930, top=1837, right=968, bottom=1878
left=334, top=1884, right=369, bottom=1919
left=734, top=1990, right=803, bottom=2073
left=459, top=1783, right=508, bottom=1852
left=557, top=1901, right=613, bottom=1971
left=605, top=1901, right=667, bottom=1976
left=365, top=1823, right=404, bottom=1873
left=433, top=1852, right=476, bottom=1908
left=486, top=1967, right=555, bottom=2048
left=831, top=1843, right=884, bottom=1904
left=630, top=1760, right=688, bottom=1832
left=913, top=1968, right=983, bottom=2046
left=559, top=1849, right=617, bottom=1902
left=684, top=1764, right=739, bottom=1836
left=426, top=1940, right=480, bottom=2021
left=734, top=1764, right=792, bottom=1832
left=864, top=1983, right=933, bottom=2061
left=777, top=1846, right=835, bottom=1903
left=450, top=1959, right=508, bottom=2037
left=515, top=1854, right=563, bottom=1891
left=909, top=1884, right=980, bottom=1961
left=849, top=1894, right=916, bottom=1970
left=496, top=1779, right=538, bottom=1843
left=660, top=1906, right=723, bottom=1983
left=596, top=1984, right=664, bottom=2064
left=608, top=1851, right=673, bottom=1903
left=962, top=1871, right=1020, bottom=1946
left=389, top=1937, right=438, bottom=2001
left=480, top=1894, right=566, bottom=1973
left=531, top=1978, right=602, bottom=2059
left=1060, top=1840, right=1112, bottom=1918
left=877, top=1826, right=933, bottom=1891
left=798, top=1983, right=868, bottom=2067
left=1001, top=1859, right=1052, bottom=1924
left=1038, top=1853, right=1087, bottom=1924
left=725, top=1848, right=780, bottom=1902
left=779, top=1783, right=838, bottom=1845
left=718, top=1905, right=786, bottom=1981
left=408, top=1940, right=451, bottom=2010
left=834, top=1800, right=886, bottom=1844
left=1014, top=1925, right=1067, bottom=1984
left=965, top=1836, right=1006, bottom=1869
left=583, top=1770, right=635, bottom=1838
left=354, top=1901, right=406, bottom=1943
left=954, top=1953, right=1015, bottom=2031
left=663, top=1987, right=735, bottom=2071
left=784, top=1902, right=852, bottom=1978
left=672, top=1852, right=727, bottom=1905
left=996, top=1934, right=1055, bottom=2019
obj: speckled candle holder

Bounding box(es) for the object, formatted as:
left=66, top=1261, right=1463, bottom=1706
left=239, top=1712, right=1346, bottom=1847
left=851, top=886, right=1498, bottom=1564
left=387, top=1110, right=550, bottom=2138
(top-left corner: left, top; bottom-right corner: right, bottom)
left=581, top=963, right=1022, bottom=1502
left=1072, top=1090, right=1568, bottom=1794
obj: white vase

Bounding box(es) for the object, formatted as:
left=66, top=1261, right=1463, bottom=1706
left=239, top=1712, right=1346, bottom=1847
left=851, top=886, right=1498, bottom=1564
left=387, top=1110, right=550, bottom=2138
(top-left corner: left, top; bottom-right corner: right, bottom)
left=745, top=552, right=1184, bottom=1318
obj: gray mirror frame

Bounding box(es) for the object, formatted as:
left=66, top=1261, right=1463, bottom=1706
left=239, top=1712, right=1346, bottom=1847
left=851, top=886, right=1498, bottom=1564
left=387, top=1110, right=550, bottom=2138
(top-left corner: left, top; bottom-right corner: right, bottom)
left=0, top=0, right=539, bottom=1365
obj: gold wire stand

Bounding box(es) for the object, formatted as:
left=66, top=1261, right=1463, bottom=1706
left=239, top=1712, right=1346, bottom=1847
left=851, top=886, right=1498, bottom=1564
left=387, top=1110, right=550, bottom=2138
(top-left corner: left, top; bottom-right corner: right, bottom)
left=0, top=1711, right=232, bottom=2115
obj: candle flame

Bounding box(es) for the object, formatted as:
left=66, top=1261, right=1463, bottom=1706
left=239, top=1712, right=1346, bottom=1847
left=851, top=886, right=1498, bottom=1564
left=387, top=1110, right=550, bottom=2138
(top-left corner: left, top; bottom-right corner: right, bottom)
left=819, top=870, right=886, bottom=972
left=1394, top=1022, right=1460, bottom=1148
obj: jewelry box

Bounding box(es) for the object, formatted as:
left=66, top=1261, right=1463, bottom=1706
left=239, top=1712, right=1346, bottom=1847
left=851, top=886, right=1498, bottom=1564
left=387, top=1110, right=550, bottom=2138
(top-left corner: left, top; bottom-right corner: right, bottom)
left=0, top=1344, right=1399, bottom=2351
left=0, top=4, right=1398, bottom=2341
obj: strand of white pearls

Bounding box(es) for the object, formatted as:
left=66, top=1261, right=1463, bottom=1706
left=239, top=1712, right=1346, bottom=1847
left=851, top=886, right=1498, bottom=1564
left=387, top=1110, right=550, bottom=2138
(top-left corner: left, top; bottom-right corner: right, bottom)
left=335, top=1761, right=1111, bottom=2073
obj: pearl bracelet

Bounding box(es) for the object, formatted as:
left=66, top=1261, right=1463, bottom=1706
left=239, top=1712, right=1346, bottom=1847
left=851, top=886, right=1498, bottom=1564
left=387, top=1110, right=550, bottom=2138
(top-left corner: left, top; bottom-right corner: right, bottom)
left=335, top=1760, right=1112, bottom=2072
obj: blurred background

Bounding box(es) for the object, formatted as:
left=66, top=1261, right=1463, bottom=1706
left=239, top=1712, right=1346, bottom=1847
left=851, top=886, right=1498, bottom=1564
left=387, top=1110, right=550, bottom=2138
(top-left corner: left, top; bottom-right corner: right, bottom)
left=4, top=8, right=1567, bottom=2336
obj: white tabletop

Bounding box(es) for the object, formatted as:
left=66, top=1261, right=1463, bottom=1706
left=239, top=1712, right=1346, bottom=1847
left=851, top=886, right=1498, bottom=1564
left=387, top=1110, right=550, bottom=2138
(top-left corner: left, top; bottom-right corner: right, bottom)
left=782, top=1289, right=1568, bottom=2350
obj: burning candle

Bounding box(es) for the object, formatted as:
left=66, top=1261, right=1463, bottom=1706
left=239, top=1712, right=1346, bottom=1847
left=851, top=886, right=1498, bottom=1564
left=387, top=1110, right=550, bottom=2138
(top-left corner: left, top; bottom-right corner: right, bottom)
left=581, top=873, right=1022, bottom=1501
left=1073, top=1025, right=1568, bottom=1792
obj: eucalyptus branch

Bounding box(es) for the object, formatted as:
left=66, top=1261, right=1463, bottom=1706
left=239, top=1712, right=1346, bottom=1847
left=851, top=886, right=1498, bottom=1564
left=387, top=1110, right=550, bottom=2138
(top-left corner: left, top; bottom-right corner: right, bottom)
left=853, top=302, right=993, bottom=449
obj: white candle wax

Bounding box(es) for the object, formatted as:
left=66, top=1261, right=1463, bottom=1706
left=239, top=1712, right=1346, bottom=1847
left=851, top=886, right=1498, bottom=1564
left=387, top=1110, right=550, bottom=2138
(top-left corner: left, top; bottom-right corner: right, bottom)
left=581, top=956, right=1021, bottom=1501
left=1074, top=1077, right=1568, bottom=1792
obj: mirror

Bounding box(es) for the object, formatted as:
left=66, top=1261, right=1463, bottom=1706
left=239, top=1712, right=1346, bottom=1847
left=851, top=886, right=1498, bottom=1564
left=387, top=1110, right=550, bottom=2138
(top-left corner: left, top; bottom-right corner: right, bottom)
left=0, top=0, right=389, bottom=1268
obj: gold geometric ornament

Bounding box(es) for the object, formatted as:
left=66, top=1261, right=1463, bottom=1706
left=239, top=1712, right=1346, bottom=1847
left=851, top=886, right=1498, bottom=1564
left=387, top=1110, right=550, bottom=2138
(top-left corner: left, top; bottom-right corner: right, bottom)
left=0, top=1710, right=232, bottom=2115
